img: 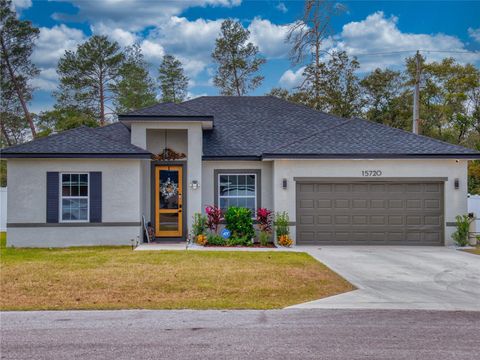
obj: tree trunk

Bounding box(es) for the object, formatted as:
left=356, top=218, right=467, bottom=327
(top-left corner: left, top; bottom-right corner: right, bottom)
left=99, top=73, right=105, bottom=126
left=0, top=34, right=37, bottom=138
left=0, top=118, right=12, bottom=146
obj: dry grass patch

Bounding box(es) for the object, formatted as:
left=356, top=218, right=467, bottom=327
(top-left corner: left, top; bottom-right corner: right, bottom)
left=463, top=247, right=480, bottom=255
left=0, top=234, right=354, bottom=310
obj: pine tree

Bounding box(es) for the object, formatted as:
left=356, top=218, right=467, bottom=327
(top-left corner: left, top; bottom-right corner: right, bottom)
left=158, top=54, right=188, bottom=103
left=211, top=19, right=266, bottom=96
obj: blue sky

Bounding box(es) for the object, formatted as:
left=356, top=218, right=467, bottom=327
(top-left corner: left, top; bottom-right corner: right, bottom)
left=13, top=0, right=480, bottom=114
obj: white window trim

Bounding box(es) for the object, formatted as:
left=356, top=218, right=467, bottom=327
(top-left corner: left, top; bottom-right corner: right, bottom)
left=217, top=173, right=257, bottom=215
left=59, top=172, right=90, bottom=223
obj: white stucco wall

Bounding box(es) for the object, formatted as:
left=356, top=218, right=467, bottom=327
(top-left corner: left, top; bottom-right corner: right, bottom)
left=272, top=159, right=468, bottom=246
left=6, top=158, right=144, bottom=247
left=202, top=161, right=274, bottom=211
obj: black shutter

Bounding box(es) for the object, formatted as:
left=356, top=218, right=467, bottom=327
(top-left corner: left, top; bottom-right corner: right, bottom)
left=46, top=172, right=59, bottom=223
left=89, top=172, right=102, bottom=223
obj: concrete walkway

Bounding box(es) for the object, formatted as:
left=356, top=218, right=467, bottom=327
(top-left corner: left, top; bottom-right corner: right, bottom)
left=290, top=246, right=480, bottom=311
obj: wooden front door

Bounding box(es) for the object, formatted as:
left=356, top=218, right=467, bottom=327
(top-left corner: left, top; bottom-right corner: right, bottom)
left=155, top=165, right=183, bottom=237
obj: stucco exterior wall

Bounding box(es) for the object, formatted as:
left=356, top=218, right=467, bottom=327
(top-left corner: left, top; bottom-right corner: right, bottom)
left=272, top=159, right=468, bottom=246
left=202, top=161, right=274, bottom=212
left=6, top=158, right=143, bottom=247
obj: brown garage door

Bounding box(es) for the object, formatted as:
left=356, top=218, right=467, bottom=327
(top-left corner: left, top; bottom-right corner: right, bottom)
left=296, top=181, right=444, bottom=245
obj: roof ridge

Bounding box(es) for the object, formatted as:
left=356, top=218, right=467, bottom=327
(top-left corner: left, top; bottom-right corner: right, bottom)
left=267, top=119, right=351, bottom=154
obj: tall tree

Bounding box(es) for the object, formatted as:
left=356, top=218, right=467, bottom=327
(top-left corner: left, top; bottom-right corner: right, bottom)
left=56, top=35, right=124, bottom=126
left=309, top=50, right=363, bottom=117
left=212, top=19, right=266, bottom=96
left=287, top=0, right=344, bottom=108
left=360, top=68, right=410, bottom=129
left=158, top=54, right=188, bottom=103
left=0, top=0, right=39, bottom=137
left=112, top=43, right=156, bottom=112
left=36, top=106, right=97, bottom=137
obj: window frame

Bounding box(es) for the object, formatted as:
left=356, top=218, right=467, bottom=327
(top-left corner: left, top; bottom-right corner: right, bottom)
left=59, top=172, right=90, bottom=223
left=214, top=169, right=261, bottom=217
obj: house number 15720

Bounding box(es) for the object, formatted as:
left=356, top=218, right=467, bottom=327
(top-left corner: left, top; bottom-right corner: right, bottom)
left=362, top=170, right=382, bottom=177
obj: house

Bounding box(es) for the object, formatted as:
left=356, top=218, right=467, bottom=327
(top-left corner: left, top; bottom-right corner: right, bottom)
left=2, top=96, right=479, bottom=247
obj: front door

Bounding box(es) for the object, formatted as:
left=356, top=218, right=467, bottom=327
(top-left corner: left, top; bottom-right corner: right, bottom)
left=155, top=165, right=183, bottom=237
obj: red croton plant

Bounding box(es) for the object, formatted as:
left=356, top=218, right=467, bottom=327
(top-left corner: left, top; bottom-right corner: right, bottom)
left=205, top=205, right=223, bottom=234
left=256, top=208, right=273, bottom=234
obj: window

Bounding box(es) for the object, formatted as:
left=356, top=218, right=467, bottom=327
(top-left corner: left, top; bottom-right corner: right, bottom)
left=60, top=173, right=89, bottom=222
left=218, top=173, right=257, bottom=214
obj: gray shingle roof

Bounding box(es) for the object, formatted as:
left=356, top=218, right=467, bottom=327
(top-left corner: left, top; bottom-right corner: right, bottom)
left=2, top=97, right=478, bottom=159
left=181, top=96, right=479, bottom=159
left=120, top=102, right=212, bottom=118
left=1, top=124, right=151, bottom=158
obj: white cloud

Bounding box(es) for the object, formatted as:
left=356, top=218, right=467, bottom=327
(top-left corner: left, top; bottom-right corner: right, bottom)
left=276, top=2, right=288, bottom=13
left=330, top=11, right=480, bottom=71
left=12, top=0, right=32, bottom=10
left=468, top=27, right=480, bottom=43
left=92, top=23, right=138, bottom=47
left=31, top=25, right=86, bottom=91
left=279, top=66, right=305, bottom=89
left=140, top=40, right=165, bottom=62
left=54, top=0, right=241, bottom=31
left=248, top=17, right=292, bottom=58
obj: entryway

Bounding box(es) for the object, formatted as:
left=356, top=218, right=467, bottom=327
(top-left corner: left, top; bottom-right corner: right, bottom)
left=154, top=165, right=184, bottom=239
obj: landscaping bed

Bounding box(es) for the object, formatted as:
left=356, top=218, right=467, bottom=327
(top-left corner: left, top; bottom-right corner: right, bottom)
left=0, top=234, right=354, bottom=310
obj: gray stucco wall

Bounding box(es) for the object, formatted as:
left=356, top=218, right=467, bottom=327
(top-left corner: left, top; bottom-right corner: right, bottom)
left=6, top=158, right=144, bottom=247
left=272, top=159, right=468, bottom=246
left=201, top=161, right=273, bottom=212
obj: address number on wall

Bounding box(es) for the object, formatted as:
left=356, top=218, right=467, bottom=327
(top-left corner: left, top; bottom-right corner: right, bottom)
left=361, top=170, right=383, bottom=177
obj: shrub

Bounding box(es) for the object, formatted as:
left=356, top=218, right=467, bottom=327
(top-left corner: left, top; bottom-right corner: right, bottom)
left=452, top=214, right=473, bottom=247
left=206, top=205, right=223, bottom=234
left=275, top=211, right=290, bottom=240
left=258, top=231, right=271, bottom=246
left=207, top=233, right=226, bottom=246
left=278, top=234, right=293, bottom=247
left=256, top=208, right=273, bottom=233
left=226, top=236, right=252, bottom=247
left=192, top=213, right=207, bottom=237
left=224, top=207, right=254, bottom=240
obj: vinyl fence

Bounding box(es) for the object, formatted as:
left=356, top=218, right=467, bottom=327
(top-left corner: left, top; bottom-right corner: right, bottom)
left=0, top=187, right=6, bottom=232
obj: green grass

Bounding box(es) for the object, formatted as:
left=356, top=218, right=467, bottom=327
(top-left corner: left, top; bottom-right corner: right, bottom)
left=0, top=232, right=353, bottom=310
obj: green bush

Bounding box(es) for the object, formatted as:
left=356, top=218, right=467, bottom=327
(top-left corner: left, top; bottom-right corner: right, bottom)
left=258, top=231, right=271, bottom=246
left=224, top=207, right=254, bottom=240
left=192, top=213, right=208, bottom=237
left=226, top=236, right=252, bottom=247
left=207, top=234, right=226, bottom=246
left=275, top=212, right=290, bottom=239
left=452, top=214, right=472, bottom=247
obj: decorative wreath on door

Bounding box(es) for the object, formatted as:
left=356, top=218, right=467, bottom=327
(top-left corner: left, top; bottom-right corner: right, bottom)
left=161, top=177, right=178, bottom=199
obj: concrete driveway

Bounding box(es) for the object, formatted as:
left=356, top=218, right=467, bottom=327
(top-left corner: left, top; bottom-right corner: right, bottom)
left=290, top=246, right=480, bottom=311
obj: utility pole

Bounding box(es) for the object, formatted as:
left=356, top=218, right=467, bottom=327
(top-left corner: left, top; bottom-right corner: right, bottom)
left=412, top=50, right=421, bottom=134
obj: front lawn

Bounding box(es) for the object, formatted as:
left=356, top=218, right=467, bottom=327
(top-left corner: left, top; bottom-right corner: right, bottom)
left=463, top=247, right=480, bottom=255
left=0, top=234, right=353, bottom=310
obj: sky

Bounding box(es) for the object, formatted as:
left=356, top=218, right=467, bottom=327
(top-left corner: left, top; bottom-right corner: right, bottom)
left=12, top=0, right=480, bottom=114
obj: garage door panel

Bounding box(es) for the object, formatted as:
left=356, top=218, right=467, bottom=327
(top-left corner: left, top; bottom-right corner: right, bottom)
left=296, top=181, right=444, bottom=245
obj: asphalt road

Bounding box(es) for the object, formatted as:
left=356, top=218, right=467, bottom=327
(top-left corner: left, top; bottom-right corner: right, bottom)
left=1, top=309, right=479, bottom=360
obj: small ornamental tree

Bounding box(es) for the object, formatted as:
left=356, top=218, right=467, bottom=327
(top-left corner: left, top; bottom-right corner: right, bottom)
left=256, top=208, right=273, bottom=233
left=206, top=205, right=223, bottom=234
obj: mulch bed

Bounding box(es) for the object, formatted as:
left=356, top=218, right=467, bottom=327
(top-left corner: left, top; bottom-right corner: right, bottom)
left=204, top=243, right=277, bottom=248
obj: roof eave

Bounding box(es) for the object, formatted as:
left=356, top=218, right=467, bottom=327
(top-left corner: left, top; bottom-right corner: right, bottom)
left=119, top=115, right=214, bottom=129
left=0, top=153, right=153, bottom=159
left=261, top=153, right=480, bottom=160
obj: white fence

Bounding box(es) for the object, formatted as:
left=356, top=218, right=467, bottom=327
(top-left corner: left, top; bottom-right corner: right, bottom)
left=468, top=195, right=480, bottom=232
left=0, top=187, right=6, bottom=232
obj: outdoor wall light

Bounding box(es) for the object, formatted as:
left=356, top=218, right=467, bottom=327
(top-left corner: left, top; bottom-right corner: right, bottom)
left=454, top=178, right=459, bottom=190
left=282, top=178, right=288, bottom=189
left=190, top=180, right=200, bottom=190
